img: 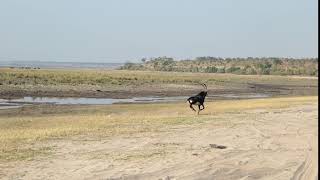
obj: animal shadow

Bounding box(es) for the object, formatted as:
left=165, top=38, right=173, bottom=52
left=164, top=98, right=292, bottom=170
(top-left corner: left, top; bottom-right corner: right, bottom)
left=209, top=144, right=227, bottom=149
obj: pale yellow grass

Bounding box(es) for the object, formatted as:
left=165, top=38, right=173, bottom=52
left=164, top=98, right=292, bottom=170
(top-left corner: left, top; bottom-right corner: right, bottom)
left=0, top=96, right=317, bottom=161
left=1, top=68, right=317, bottom=87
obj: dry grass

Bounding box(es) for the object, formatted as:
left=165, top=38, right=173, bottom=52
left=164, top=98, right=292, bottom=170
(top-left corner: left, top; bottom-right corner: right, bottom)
left=0, top=68, right=317, bottom=87
left=0, top=96, right=317, bottom=161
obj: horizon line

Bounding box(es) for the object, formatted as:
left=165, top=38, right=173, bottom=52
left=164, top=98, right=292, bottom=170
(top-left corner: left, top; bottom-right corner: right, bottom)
left=0, top=56, right=318, bottom=63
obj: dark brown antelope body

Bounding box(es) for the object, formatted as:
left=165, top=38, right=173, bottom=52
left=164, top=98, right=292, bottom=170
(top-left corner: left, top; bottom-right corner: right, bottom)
left=187, top=84, right=207, bottom=114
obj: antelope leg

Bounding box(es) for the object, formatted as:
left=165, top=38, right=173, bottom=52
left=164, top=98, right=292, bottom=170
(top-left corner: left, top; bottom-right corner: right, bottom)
left=198, top=105, right=201, bottom=115
left=189, top=104, right=196, bottom=112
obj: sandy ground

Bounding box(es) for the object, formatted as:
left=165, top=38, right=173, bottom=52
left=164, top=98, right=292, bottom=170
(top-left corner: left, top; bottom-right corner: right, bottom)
left=1, top=103, right=318, bottom=180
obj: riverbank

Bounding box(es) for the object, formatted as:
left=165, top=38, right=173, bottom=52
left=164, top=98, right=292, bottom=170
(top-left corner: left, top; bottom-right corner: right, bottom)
left=0, top=68, right=318, bottom=99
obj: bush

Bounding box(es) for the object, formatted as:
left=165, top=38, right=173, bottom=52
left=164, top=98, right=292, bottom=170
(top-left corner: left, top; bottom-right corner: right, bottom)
left=205, top=66, right=218, bottom=73
left=226, top=66, right=241, bottom=73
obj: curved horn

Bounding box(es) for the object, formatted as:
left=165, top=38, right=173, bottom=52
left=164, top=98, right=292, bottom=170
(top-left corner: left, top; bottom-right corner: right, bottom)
left=203, top=83, right=207, bottom=90
left=200, top=83, right=207, bottom=90
left=197, top=83, right=207, bottom=90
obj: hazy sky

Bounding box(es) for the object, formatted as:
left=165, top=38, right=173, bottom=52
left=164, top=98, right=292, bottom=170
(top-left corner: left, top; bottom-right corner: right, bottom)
left=0, top=0, right=318, bottom=62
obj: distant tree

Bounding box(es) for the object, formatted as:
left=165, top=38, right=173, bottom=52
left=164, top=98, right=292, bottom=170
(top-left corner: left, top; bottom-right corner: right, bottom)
left=272, top=58, right=282, bottom=66
left=141, top=58, right=147, bottom=63
left=119, top=57, right=318, bottom=76
left=226, top=66, right=241, bottom=73
left=217, top=67, right=226, bottom=73
left=205, top=66, right=218, bottom=73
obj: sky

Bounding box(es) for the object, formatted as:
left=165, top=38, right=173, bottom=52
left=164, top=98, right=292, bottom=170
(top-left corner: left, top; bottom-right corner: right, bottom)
left=0, top=0, right=318, bottom=63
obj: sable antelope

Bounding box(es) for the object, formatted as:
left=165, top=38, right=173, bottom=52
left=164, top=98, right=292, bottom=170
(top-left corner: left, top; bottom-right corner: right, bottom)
left=187, top=83, right=208, bottom=114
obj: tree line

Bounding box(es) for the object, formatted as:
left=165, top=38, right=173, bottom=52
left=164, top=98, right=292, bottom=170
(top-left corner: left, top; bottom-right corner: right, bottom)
left=119, top=56, right=318, bottom=76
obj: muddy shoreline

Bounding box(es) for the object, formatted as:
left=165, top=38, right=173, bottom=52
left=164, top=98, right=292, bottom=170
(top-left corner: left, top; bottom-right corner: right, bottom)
left=0, top=82, right=317, bottom=100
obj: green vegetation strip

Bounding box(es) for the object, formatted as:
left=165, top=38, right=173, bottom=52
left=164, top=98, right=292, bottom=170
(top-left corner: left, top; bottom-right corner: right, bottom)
left=121, top=57, right=318, bottom=76
left=0, top=68, right=317, bottom=87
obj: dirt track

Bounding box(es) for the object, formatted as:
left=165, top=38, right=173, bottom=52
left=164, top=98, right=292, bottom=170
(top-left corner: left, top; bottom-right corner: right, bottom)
left=2, top=103, right=317, bottom=180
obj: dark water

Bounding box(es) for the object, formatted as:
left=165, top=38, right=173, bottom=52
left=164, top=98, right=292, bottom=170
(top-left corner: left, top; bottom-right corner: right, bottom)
left=3, top=96, right=188, bottom=105
left=0, top=93, right=270, bottom=109
left=0, top=61, right=123, bottom=69
left=0, top=96, right=188, bottom=109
